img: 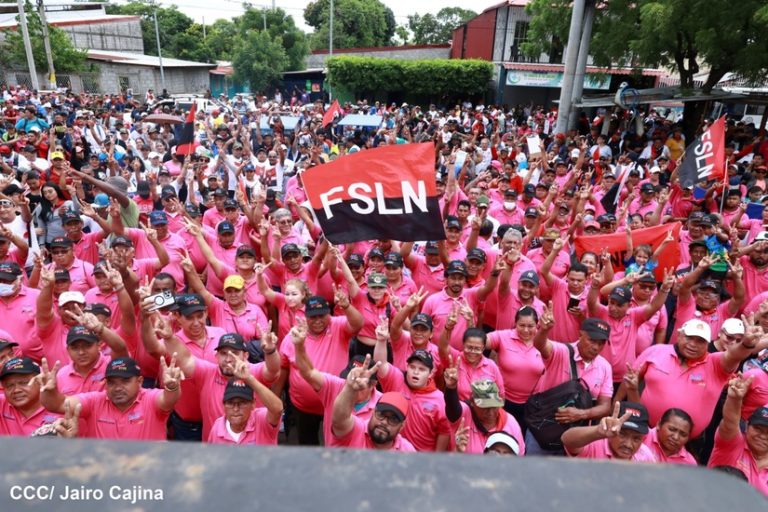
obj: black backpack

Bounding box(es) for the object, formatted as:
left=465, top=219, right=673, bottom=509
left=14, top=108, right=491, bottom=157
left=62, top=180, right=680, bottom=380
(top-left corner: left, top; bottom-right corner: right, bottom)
left=524, top=344, right=594, bottom=451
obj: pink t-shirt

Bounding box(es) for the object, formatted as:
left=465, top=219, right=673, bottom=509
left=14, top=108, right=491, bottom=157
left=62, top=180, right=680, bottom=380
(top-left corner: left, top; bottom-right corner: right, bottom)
left=387, top=276, right=419, bottom=310
left=0, top=395, right=61, bottom=436
left=391, top=331, right=441, bottom=374
left=279, top=316, right=354, bottom=415
left=378, top=368, right=451, bottom=452
left=56, top=353, right=109, bottom=395
left=633, top=297, right=668, bottom=356
left=642, top=427, right=696, bottom=465
left=268, top=292, right=305, bottom=342
left=534, top=342, right=613, bottom=399
left=634, top=345, right=732, bottom=438
left=495, top=292, right=545, bottom=331
left=47, top=258, right=96, bottom=294
left=172, top=326, right=226, bottom=422
left=593, top=304, right=650, bottom=382
left=486, top=329, right=545, bottom=403
left=72, top=231, right=106, bottom=265
left=708, top=429, right=768, bottom=496
left=76, top=388, right=169, bottom=440
left=37, top=315, right=71, bottom=366
left=203, top=207, right=226, bottom=230
left=671, top=295, right=734, bottom=344
left=569, top=436, right=657, bottom=462
left=317, top=373, right=380, bottom=447
left=207, top=408, right=279, bottom=445
left=526, top=247, right=570, bottom=302
left=83, top=288, right=121, bottom=330
left=328, top=415, right=416, bottom=452
left=207, top=297, right=269, bottom=341
left=0, top=287, right=43, bottom=361
left=421, top=288, right=483, bottom=351
left=482, top=257, right=537, bottom=328
left=742, top=368, right=768, bottom=421
left=448, top=402, right=525, bottom=455
left=444, top=348, right=506, bottom=402
left=739, top=255, right=768, bottom=301
left=548, top=277, right=587, bottom=342
left=406, top=255, right=445, bottom=295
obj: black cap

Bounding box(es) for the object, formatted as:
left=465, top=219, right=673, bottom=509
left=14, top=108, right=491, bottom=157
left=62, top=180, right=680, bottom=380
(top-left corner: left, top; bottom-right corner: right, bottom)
left=608, top=286, right=632, bottom=305
left=346, top=253, right=364, bottom=267
left=61, top=210, right=82, bottom=224
left=424, top=242, right=439, bottom=255
left=305, top=296, right=330, bottom=317
left=212, top=188, right=228, bottom=197
left=0, top=357, right=40, bottom=378
left=748, top=406, right=768, bottom=427
left=637, top=272, right=657, bottom=284
left=445, top=260, right=468, bottom=277
left=504, top=189, right=517, bottom=198
left=50, top=236, right=72, bottom=248
left=105, top=357, right=141, bottom=378
left=149, top=211, right=168, bottom=225
left=368, top=248, right=384, bottom=260
left=445, top=218, right=462, bottom=231
left=217, top=221, right=235, bottom=234
left=66, top=325, right=99, bottom=345
left=618, top=401, right=650, bottom=434
left=160, top=185, right=177, bottom=199
left=640, top=183, right=656, bottom=194
left=174, top=293, right=207, bottom=316
left=523, top=184, right=535, bottom=196
left=0, top=261, right=22, bottom=280
left=236, top=244, right=256, bottom=257
left=519, top=270, right=540, bottom=285
left=384, top=252, right=403, bottom=268
left=84, top=302, right=112, bottom=317
left=281, top=243, right=301, bottom=257
left=410, top=313, right=433, bottom=330
left=54, top=269, right=71, bottom=282
left=92, top=260, right=109, bottom=275
left=466, top=248, right=487, bottom=263
left=111, top=235, right=133, bottom=248
left=407, top=349, right=434, bottom=370
left=216, top=333, right=247, bottom=352
left=524, top=207, right=539, bottom=218
left=580, top=318, right=611, bottom=341
left=0, top=337, right=18, bottom=352
left=698, top=279, right=721, bottom=293
left=340, top=355, right=378, bottom=381
left=185, top=203, right=201, bottom=218
left=223, top=198, right=239, bottom=210
left=223, top=379, right=254, bottom=402
left=689, top=239, right=708, bottom=250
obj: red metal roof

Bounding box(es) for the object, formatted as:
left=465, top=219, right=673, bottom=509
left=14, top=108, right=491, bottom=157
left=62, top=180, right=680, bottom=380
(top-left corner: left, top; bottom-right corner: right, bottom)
left=311, top=43, right=450, bottom=55
left=503, top=62, right=665, bottom=77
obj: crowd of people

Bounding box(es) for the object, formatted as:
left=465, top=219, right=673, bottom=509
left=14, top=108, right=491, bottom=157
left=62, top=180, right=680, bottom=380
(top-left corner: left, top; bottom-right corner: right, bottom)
left=1, top=83, right=768, bottom=497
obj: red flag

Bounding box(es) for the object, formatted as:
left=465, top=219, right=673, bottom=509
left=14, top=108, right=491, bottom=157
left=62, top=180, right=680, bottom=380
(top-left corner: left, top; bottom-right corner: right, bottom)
left=322, top=100, right=342, bottom=127
left=175, top=102, right=197, bottom=156
left=302, top=143, right=445, bottom=244
left=678, top=117, right=726, bottom=189
left=574, top=222, right=682, bottom=280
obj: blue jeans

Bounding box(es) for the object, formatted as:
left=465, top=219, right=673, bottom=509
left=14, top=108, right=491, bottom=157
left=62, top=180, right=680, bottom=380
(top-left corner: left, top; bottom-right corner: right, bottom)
left=525, top=430, right=566, bottom=457
left=169, top=411, right=203, bottom=442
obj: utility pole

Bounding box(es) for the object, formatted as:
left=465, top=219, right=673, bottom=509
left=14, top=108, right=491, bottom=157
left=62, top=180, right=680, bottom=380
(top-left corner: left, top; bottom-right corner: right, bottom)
left=36, top=0, right=56, bottom=89
left=568, top=0, right=595, bottom=131
left=16, top=0, right=39, bottom=90
left=328, top=0, right=334, bottom=100
left=153, top=9, right=166, bottom=91
left=202, top=16, right=206, bottom=39
left=554, top=0, right=586, bottom=135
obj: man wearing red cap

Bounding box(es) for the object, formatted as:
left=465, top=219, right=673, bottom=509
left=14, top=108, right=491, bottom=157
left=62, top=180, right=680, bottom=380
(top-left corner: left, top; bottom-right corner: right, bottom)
left=329, top=355, right=415, bottom=451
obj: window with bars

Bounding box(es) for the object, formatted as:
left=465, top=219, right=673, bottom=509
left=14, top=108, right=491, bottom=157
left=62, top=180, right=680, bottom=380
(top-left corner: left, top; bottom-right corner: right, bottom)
left=509, top=21, right=530, bottom=62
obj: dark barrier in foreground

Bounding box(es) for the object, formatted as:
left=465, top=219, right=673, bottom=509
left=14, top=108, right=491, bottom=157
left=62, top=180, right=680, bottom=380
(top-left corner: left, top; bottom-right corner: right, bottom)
left=0, top=438, right=763, bottom=511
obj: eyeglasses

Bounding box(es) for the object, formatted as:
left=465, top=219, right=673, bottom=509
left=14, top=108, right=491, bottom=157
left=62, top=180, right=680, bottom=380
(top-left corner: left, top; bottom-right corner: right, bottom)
left=277, top=220, right=293, bottom=225
left=51, top=250, right=70, bottom=256
left=0, top=200, right=13, bottom=208
left=463, top=345, right=485, bottom=354
left=374, top=410, right=402, bottom=426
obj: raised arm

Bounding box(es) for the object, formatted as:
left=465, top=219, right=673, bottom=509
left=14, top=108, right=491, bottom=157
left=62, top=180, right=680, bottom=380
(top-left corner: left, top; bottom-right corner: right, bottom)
left=541, top=237, right=566, bottom=287
left=232, top=358, right=283, bottom=426
left=331, top=356, right=380, bottom=438
left=561, top=401, right=632, bottom=456
left=533, top=301, right=555, bottom=359
left=718, top=374, right=753, bottom=440
left=289, top=319, right=324, bottom=392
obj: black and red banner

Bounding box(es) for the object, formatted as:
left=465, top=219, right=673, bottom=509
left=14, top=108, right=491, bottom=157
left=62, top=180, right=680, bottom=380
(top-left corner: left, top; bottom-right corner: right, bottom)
left=322, top=99, right=343, bottom=127
left=678, top=116, right=725, bottom=189
left=175, top=102, right=197, bottom=156
left=302, top=143, right=445, bottom=244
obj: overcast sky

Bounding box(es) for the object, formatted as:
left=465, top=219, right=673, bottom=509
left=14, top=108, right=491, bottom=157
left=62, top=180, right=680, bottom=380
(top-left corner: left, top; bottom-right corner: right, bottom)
left=145, top=0, right=494, bottom=31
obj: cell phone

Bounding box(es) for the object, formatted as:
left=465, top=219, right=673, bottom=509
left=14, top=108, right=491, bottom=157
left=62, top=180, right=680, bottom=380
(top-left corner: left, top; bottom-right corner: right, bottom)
left=146, top=290, right=175, bottom=312
left=568, top=296, right=580, bottom=310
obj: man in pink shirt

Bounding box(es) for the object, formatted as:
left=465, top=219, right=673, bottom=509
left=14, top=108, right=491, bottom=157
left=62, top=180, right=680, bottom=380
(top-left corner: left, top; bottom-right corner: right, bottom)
left=735, top=238, right=768, bottom=299
left=36, top=271, right=88, bottom=365
left=39, top=355, right=181, bottom=440
left=495, top=270, right=545, bottom=330
left=541, top=237, right=589, bottom=341
left=202, top=188, right=228, bottom=230
left=61, top=209, right=108, bottom=265
left=708, top=374, right=768, bottom=497
left=0, top=334, right=19, bottom=365
left=0, top=262, right=43, bottom=360
left=0, top=357, right=61, bottom=436
left=401, top=241, right=447, bottom=295
left=56, top=324, right=128, bottom=396
left=207, top=367, right=282, bottom=445
left=46, top=237, right=96, bottom=294
left=328, top=358, right=415, bottom=452
left=628, top=183, right=659, bottom=217
left=562, top=401, right=656, bottom=462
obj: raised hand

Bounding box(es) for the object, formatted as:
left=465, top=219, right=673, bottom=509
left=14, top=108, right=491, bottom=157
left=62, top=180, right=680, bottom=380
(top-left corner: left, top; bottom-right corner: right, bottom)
left=454, top=417, right=469, bottom=453
left=445, top=302, right=459, bottom=331
left=104, top=260, right=123, bottom=290
left=54, top=400, right=82, bottom=438
left=443, top=354, right=459, bottom=390
left=598, top=401, right=633, bottom=438
left=623, top=363, right=639, bottom=392
left=152, top=313, right=173, bottom=340
left=140, top=221, right=158, bottom=242
left=539, top=301, right=554, bottom=330
left=553, top=237, right=565, bottom=252
left=333, top=284, right=350, bottom=309
left=232, top=358, right=251, bottom=381
left=289, top=318, right=308, bottom=346
left=260, top=321, right=277, bottom=353
left=375, top=316, right=389, bottom=342
left=39, top=265, right=55, bottom=287
left=34, top=357, right=61, bottom=393
left=344, top=354, right=380, bottom=391
left=726, top=373, right=753, bottom=400
left=405, top=287, right=428, bottom=310
left=160, top=352, right=182, bottom=389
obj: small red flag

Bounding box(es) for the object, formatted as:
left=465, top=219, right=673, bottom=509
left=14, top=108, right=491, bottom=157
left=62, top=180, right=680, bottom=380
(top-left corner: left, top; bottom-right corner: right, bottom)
left=175, top=102, right=198, bottom=156
left=322, top=100, right=342, bottom=127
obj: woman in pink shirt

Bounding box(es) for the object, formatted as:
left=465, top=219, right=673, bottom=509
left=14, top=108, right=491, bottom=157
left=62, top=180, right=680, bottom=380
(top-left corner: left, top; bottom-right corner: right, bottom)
left=256, top=264, right=308, bottom=342
left=643, top=408, right=696, bottom=465
left=207, top=359, right=282, bottom=445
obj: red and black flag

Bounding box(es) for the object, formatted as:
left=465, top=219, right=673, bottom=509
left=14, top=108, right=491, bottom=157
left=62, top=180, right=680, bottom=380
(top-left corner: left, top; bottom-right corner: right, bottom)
left=301, top=142, right=445, bottom=244
left=174, top=102, right=197, bottom=156
left=678, top=116, right=725, bottom=189
left=322, top=99, right=343, bottom=127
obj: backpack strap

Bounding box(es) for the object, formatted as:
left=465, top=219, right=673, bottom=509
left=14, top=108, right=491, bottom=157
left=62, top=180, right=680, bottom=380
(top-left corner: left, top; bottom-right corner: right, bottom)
left=566, top=343, right=579, bottom=382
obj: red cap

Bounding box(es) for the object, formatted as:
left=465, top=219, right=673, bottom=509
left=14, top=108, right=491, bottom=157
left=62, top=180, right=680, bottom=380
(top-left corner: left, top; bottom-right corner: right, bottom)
left=376, top=392, right=410, bottom=422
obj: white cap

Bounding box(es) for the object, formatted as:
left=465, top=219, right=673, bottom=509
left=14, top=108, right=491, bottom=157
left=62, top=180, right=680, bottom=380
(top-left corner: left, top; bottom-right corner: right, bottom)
left=148, top=152, right=161, bottom=160
left=58, top=291, right=85, bottom=307
left=484, top=432, right=520, bottom=455
left=570, top=148, right=580, bottom=158
left=755, top=232, right=768, bottom=242
left=722, top=318, right=745, bottom=336
left=649, top=166, right=661, bottom=174
left=680, top=319, right=711, bottom=342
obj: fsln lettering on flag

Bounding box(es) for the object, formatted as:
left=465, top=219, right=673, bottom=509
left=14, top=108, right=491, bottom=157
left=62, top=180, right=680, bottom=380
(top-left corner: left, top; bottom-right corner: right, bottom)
left=302, top=143, right=445, bottom=244
left=678, top=117, right=725, bottom=189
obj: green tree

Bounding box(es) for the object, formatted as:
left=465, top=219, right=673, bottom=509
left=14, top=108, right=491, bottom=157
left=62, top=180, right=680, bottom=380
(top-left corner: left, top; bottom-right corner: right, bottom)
left=0, top=1, right=87, bottom=72
left=203, top=19, right=238, bottom=61
left=406, top=7, right=476, bottom=45
left=524, top=0, right=768, bottom=137
left=304, top=0, right=394, bottom=50
left=232, top=30, right=289, bottom=93
left=236, top=8, right=308, bottom=71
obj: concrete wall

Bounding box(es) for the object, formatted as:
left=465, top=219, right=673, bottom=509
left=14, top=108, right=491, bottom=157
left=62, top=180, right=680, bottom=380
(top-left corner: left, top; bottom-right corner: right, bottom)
left=306, top=45, right=451, bottom=68
left=62, top=19, right=144, bottom=52
left=96, top=63, right=210, bottom=96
